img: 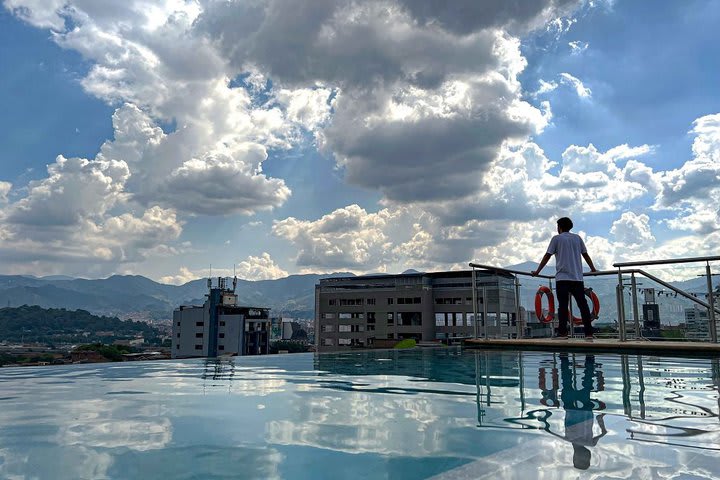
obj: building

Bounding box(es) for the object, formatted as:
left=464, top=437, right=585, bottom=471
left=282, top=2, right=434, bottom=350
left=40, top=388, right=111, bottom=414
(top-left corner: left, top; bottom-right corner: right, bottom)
left=172, top=277, right=271, bottom=358
left=315, top=270, right=520, bottom=351
left=685, top=305, right=710, bottom=340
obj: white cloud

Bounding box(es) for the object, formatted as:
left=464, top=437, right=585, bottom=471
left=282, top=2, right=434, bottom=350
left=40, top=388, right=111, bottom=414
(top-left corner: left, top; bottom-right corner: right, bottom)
left=236, top=252, right=288, bottom=280
left=159, top=266, right=196, bottom=285
left=0, top=181, right=11, bottom=203
left=568, top=40, right=589, bottom=55
left=610, top=212, right=655, bottom=248
left=559, top=72, right=592, bottom=98
left=534, top=79, right=558, bottom=96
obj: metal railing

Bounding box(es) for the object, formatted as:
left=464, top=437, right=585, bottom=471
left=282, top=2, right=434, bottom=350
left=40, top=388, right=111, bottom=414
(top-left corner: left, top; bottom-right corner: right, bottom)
left=469, top=255, right=720, bottom=343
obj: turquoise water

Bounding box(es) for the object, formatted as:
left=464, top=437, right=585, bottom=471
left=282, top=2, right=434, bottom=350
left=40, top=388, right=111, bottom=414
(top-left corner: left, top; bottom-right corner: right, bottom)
left=0, top=349, right=718, bottom=479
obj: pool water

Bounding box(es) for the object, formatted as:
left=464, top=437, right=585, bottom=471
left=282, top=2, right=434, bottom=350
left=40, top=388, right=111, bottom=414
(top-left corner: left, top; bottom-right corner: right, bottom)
left=0, top=348, right=718, bottom=479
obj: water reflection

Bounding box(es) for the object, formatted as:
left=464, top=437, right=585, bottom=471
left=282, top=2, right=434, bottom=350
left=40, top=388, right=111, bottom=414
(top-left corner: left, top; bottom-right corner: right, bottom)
left=0, top=351, right=718, bottom=479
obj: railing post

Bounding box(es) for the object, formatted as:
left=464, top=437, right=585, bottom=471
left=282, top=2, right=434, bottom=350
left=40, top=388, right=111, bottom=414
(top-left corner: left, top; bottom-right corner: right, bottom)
left=706, top=262, right=717, bottom=343
left=617, top=268, right=627, bottom=341
left=514, top=275, right=522, bottom=339
left=482, top=286, right=489, bottom=339
left=631, top=273, right=640, bottom=339
left=472, top=267, right=479, bottom=339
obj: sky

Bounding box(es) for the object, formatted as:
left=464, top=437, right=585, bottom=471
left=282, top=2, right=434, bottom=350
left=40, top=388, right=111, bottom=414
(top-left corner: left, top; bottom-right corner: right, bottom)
left=0, top=0, right=719, bottom=283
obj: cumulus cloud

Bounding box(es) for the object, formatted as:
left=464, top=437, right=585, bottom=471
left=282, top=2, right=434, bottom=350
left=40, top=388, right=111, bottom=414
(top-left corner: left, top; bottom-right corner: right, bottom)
left=559, top=72, right=592, bottom=98
left=610, top=212, right=655, bottom=248
left=236, top=252, right=288, bottom=280
left=568, top=40, right=589, bottom=55
left=0, top=181, right=11, bottom=203
left=159, top=266, right=197, bottom=286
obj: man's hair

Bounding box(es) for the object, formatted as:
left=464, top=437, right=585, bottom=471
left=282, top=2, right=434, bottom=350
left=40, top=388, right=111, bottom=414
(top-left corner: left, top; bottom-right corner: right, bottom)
left=557, top=217, right=573, bottom=232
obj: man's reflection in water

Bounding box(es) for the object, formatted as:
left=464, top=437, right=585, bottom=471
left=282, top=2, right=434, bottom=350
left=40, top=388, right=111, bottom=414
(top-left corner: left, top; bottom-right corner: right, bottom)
left=543, top=354, right=607, bottom=470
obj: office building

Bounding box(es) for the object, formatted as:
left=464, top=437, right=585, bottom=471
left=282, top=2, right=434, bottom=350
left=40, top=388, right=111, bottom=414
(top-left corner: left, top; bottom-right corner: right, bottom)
left=315, top=270, right=520, bottom=351
left=685, top=305, right=710, bottom=340
left=172, top=277, right=271, bottom=358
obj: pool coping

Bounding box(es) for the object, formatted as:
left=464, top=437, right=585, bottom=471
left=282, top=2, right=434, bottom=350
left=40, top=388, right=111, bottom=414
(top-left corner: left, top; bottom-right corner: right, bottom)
left=463, top=338, right=720, bottom=357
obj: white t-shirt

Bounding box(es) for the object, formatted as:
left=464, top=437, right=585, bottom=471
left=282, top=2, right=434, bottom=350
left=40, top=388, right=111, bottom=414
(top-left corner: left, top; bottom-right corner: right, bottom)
left=547, top=232, right=587, bottom=282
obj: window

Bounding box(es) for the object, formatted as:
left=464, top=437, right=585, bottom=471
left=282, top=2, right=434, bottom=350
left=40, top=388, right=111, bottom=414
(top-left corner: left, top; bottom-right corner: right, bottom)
left=338, top=338, right=351, bottom=346
left=195, top=345, right=203, bottom=350
left=176, top=321, right=181, bottom=326
left=220, top=321, right=226, bottom=326
left=435, top=313, right=446, bottom=326
left=219, top=345, right=224, bottom=351
left=397, top=297, right=420, bottom=304
left=434, top=298, right=462, bottom=305
left=467, top=313, right=475, bottom=326
left=387, top=298, right=394, bottom=305
left=465, top=297, right=473, bottom=305
left=399, top=312, right=421, bottom=326
left=367, top=325, right=375, bottom=331
left=195, top=332, right=203, bottom=338
left=321, top=325, right=335, bottom=333
left=329, top=299, right=337, bottom=306
left=219, top=333, right=225, bottom=339
left=367, top=312, right=376, bottom=324
left=322, top=338, right=334, bottom=346
left=176, top=332, right=180, bottom=338
left=340, top=312, right=363, bottom=319
left=387, top=312, right=394, bottom=324
left=176, top=344, right=180, bottom=349
left=367, top=298, right=376, bottom=305
left=196, top=321, right=204, bottom=327
left=322, top=313, right=335, bottom=319
left=351, top=325, right=364, bottom=332
left=339, top=325, right=351, bottom=332
left=340, top=298, right=363, bottom=306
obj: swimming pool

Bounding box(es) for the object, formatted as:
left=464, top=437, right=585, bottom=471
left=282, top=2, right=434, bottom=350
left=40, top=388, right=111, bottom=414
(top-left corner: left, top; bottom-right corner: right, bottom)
left=0, top=348, right=718, bottom=479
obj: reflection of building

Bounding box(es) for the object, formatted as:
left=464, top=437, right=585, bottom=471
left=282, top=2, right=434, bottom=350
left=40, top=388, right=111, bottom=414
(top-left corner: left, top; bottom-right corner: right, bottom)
left=315, top=270, right=519, bottom=351
left=172, top=277, right=271, bottom=358
left=685, top=306, right=710, bottom=340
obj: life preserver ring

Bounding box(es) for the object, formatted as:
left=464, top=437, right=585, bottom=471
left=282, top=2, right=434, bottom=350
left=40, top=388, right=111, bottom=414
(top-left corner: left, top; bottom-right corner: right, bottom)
left=571, top=288, right=600, bottom=325
left=534, top=286, right=555, bottom=323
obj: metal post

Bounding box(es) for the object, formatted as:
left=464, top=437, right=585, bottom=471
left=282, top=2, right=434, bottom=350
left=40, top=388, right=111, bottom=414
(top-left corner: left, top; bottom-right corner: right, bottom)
left=631, top=273, right=640, bottom=339
left=482, top=286, right=489, bottom=339
left=706, top=262, right=718, bottom=343
left=617, top=269, right=627, bottom=342
left=472, top=268, right=479, bottom=339
left=637, top=355, right=646, bottom=419
left=496, top=277, right=502, bottom=337
left=549, top=278, right=556, bottom=337
left=514, top=275, right=522, bottom=339
left=621, top=354, right=632, bottom=418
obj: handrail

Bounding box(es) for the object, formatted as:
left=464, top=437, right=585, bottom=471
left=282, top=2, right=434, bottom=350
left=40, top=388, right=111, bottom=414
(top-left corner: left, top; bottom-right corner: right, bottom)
left=469, top=262, right=616, bottom=280
left=614, top=255, right=720, bottom=268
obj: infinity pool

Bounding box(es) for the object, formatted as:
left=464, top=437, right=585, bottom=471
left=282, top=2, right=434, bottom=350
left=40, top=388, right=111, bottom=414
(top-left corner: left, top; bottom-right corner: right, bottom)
left=0, top=349, right=718, bottom=479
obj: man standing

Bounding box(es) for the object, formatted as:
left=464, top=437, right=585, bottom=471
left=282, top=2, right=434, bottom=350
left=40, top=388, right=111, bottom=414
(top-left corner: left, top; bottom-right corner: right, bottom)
left=532, top=217, right=597, bottom=338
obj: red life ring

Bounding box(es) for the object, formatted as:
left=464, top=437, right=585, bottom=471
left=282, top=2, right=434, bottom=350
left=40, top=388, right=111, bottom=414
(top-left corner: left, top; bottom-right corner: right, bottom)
left=534, top=286, right=555, bottom=324
left=571, top=288, right=601, bottom=325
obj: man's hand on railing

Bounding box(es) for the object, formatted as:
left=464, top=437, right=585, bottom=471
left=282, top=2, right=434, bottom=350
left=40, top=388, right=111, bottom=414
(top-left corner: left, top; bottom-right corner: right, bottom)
left=530, top=270, right=539, bottom=277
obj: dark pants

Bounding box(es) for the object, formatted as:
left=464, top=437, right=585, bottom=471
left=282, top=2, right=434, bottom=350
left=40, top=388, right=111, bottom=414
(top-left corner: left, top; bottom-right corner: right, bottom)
left=556, top=281, right=593, bottom=337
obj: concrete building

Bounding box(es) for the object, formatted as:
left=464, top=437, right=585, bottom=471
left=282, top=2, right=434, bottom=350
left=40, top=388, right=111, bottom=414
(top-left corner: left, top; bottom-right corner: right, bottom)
left=172, top=277, right=271, bottom=358
left=315, top=270, right=520, bottom=351
left=685, top=305, right=711, bottom=340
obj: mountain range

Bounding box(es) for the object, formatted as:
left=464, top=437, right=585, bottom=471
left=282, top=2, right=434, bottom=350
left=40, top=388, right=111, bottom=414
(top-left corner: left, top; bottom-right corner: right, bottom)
left=0, top=264, right=716, bottom=325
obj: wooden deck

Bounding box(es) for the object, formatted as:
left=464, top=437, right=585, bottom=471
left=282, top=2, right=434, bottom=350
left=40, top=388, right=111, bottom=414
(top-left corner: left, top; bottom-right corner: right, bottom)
left=463, top=337, right=720, bottom=357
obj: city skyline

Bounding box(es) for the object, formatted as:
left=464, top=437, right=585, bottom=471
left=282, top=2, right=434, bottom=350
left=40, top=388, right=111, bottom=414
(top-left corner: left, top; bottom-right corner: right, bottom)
left=1, top=1, right=719, bottom=283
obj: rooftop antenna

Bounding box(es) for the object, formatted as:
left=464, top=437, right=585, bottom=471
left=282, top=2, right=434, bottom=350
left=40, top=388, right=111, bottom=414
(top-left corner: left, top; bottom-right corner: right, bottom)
left=233, top=264, right=237, bottom=292
left=207, top=264, right=212, bottom=289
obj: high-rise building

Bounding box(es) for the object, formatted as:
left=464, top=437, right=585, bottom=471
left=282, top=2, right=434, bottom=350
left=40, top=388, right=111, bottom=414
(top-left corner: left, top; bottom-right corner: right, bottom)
left=172, top=277, right=271, bottom=358
left=315, top=270, right=519, bottom=351
left=685, top=305, right=710, bottom=340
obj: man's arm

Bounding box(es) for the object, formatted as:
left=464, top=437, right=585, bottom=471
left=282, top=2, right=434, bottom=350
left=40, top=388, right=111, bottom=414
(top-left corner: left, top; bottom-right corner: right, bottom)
left=582, top=252, right=598, bottom=272
left=531, top=253, right=552, bottom=276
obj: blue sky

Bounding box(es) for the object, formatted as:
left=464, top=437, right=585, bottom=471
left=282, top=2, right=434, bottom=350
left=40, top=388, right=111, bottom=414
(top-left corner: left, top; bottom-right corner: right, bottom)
left=1, top=0, right=719, bottom=283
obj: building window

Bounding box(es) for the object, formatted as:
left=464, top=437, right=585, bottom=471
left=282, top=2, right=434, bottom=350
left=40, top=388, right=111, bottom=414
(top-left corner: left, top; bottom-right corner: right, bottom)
left=387, top=313, right=394, bottom=324
left=195, top=332, right=203, bottom=338
left=367, top=312, right=376, bottom=324
left=465, top=297, right=473, bottom=305
left=435, top=313, right=447, bottom=326
left=329, top=299, right=337, bottom=306
left=467, top=313, right=475, bottom=326
left=176, top=344, right=180, bottom=349
left=340, top=298, right=363, bottom=306
left=195, top=345, right=203, bottom=350
left=339, top=313, right=363, bottom=319
left=196, top=322, right=204, bottom=327
left=322, top=338, right=334, bottom=346
left=176, top=332, right=180, bottom=338
left=399, top=312, right=422, bottom=326
left=434, top=298, right=462, bottom=305
left=338, top=338, right=351, bottom=346
left=220, top=321, right=226, bottom=326
left=339, top=325, right=351, bottom=332
left=219, top=333, right=225, bottom=338
left=387, top=298, right=394, bottom=305
left=397, top=297, right=421, bottom=305
left=322, top=313, right=335, bottom=319
left=321, top=325, right=335, bottom=333
left=367, top=298, right=376, bottom=305
left=351, top=325, right=364, bottom=332
left=176, top=321, right=181, bottom=326
left=367, top=325, right=375, bottom=331
left=219, top=345, right=225, bottom=351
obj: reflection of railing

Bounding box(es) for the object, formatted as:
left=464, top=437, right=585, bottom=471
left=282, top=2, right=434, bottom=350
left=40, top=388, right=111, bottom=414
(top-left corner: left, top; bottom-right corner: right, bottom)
left=470, top=255, right=720, bottom=343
